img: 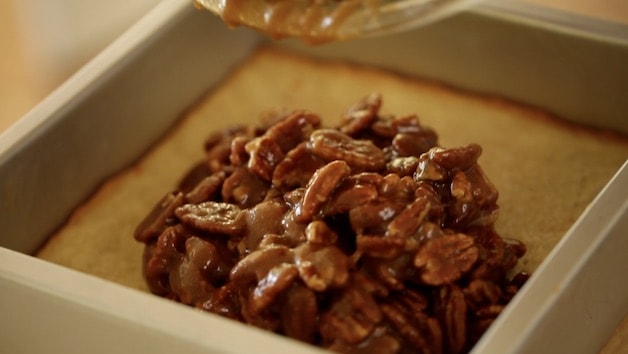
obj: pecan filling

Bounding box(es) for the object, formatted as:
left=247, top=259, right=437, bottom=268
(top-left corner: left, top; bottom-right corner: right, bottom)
left=135, top=93, right=528, bottom=354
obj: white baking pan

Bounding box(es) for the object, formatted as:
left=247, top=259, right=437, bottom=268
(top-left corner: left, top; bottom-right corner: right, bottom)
left=1, top=0, right=626, bottom=353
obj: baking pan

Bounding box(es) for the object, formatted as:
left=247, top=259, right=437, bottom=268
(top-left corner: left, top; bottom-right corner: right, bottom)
left=1, top=0, right=626, bottom=353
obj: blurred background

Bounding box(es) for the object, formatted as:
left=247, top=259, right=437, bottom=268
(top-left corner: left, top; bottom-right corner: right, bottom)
left=0, top=0, right=160, bottom=131
left=1, top=0, right=627, bottom=131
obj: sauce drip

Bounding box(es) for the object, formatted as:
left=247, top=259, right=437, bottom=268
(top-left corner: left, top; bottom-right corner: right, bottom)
left=195, top=0, right=383, bottom=44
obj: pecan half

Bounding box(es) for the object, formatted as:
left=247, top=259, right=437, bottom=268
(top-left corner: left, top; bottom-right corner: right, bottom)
left=414, top=233, right=479, bottom=286
left=281, top=284, right=319, bottom=342
left=297, top=160, right=351, bottom=222
left=294, top=243, right=350, bottom=291
left=175, top=202, right=245, bottom=235
left=309, top=129, right=386, bottom=171
left=135, top=192, right=185, bottom=242
left=320, top=275, right=383, bottom=345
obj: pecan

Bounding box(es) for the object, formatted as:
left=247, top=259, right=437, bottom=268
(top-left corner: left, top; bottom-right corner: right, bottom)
left=414, top=233, right=479, bottom=286
left=380, top=300, right=442, bottom=354
left=371, top=114, right=423, bottom=138
left=463, top=279, right=503, bottom=310
left=379, top=174, right=416, bottom=202
left=245, top=136, right=284, bottom=181
left=230, top=245, right=294, bottom=284
left=229, top=135, right=250, bottom=167
left=143, top=225, right=186, bottom=295
left=297, top=160, right=351, bottom=222
left=281, top=284, right=318, bottom=342
left=250, top=263, right=299, bottom=314
left=185, top=171, right=226, bottom=204
left=175, top=202, right=245, bottom=235
left=258, top=233, right=298, bottom=249
left=272, top=142, right=325, bottom=190
left=240, top=199, right=288, bottom=253
left=463, top=164, right=498, bottom=207
left=206, top=141, right=233, bottom=172
left=467, top=227, right=507, bottom=281
left=204, top=126, right=254, bottom=173
left=240, top=295, right=281, bottom=332
left=449, top=170, right=477, bottom=227
left=200, top=282, right=241, bottom=320
left=386, top=196, right=430, bottom=241
left=309, top=129, right=386, bottom=171
left=370, top=118, right=397, bottom=139
left=294, top=243, right=350, bottom=291
left=363, top=253, right=414, bottom=291
left=279, top=209, right=308, bottom=246
left=417, top=221, right=446, bottom=242
left=392, top=131, right=437, bottom=157
left=475, top=304, right=505, bottom=319
left=327, top=327, right=401, bottom=354
left=264, top=111, right=321, bottom=152
left=438, top=285, right=468, bottom=354
left=357, top=197, right=431, bottom=259
left=178, top=161, right=211, bottom=193
left=305, top=220, right=338, bottom=246
left=449, top=165, right=500, bottom=229
left=350, top=201, right=405, bottom=235
left=415, top=181, right=446, bottom=222
left=323, top=182, right=378, bottom=216
left=221, top=166, right=269, bottom=208
left=391, top=114, right=425, bottom=134
left=387, top=156, right=421, bottom=177
left=431, top=143, right=482, bottom=171
left=169, top=237, right=222, bottom=305
left=134, top=192, right=185, bottom=242
left=357, top=234, right=407, bottom=259
left=349, top=171, right=385, bottom=186
left=397, top=288, right=430, bottom=314
left=339, top=92, right=382, bottom=136
left=203, top=125, right=252, bottom=151
left=320, top=275, right=383, bottom=345
left=415, top=152, right=447, bottom=182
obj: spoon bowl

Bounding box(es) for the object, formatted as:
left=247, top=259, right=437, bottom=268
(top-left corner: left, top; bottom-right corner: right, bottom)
left=195, top=0, right=483, bottom=43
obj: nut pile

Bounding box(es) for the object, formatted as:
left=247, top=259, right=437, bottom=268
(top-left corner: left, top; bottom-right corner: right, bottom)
left=135, top=93, right=528, bottom=354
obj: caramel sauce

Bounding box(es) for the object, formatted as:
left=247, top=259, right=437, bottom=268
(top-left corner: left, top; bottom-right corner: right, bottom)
left=195, top=0, right=382, bottom=44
